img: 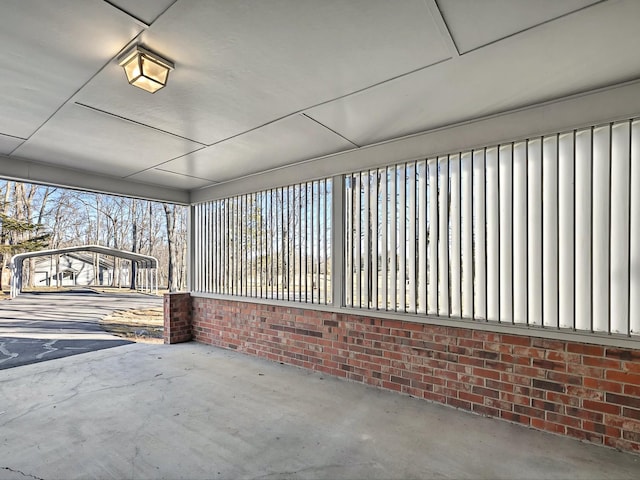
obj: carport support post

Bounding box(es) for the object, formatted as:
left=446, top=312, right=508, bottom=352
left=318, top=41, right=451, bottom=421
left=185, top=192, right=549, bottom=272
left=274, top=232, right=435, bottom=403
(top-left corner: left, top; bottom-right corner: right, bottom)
left=163, top=292, right=193, bottom=344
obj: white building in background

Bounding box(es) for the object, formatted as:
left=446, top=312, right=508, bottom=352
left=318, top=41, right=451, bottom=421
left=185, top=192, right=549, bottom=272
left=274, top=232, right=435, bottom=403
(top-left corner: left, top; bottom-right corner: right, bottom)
left=32, top=252, right=127, bottom=287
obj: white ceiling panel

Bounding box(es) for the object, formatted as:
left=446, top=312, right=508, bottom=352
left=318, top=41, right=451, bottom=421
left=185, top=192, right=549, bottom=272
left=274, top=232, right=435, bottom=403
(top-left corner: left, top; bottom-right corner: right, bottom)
left=0, top=134, right=24, bottom=155
left=13, top=103, right=202, bottom=178
left=127, top=168, right=214, bottom=190
left=74, top=0, right=450, bottom=146
left=104, top=0, right=176, bottom=25
left=437, top=0, right=599, bottom=53
left=307, top=0, right=640, bottom=147
left=158, top=114, right=355, bottom=183
left=1, top=0, right=639, bottom=200
left=0, top=0, right=143, bottom=139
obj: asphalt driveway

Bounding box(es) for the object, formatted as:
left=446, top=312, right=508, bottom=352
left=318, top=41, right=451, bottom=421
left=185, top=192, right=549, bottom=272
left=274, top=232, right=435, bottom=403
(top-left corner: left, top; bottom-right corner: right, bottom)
left=0, top=289, right=162, bottom=369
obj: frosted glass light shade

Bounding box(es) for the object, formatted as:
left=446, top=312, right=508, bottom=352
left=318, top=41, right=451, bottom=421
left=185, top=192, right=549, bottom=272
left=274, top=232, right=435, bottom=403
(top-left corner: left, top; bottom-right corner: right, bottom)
left=118, top=45, right=174, bottom=93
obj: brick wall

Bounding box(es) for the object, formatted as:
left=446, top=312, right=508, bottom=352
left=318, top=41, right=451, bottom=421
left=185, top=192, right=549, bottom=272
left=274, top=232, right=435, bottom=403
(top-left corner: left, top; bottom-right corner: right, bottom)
left=163, top=293, right=192, bottom=344
left=190, top=296, right=640, bottom=454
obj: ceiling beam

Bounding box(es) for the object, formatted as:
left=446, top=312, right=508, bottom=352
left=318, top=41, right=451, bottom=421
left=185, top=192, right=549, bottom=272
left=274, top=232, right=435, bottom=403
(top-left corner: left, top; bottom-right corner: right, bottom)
left=423, top=0, right=460, bottom=57
left=0, top=154, right=189, bottom=204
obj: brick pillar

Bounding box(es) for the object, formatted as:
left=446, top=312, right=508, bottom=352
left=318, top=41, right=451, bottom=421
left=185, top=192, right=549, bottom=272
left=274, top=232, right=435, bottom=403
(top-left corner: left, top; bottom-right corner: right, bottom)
left=163, top=292, right=192, bottom=344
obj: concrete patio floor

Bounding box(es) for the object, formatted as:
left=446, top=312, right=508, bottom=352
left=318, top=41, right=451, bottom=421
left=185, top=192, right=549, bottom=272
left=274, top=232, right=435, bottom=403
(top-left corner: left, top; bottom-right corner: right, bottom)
left=1, top=342, right=638, bottom=480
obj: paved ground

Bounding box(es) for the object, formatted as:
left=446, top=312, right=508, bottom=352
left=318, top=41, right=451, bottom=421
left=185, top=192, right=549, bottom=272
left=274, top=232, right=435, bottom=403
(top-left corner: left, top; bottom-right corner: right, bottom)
left=0, top=289, right=162, bottom=369
left=0, top=342, right=638, bottom=480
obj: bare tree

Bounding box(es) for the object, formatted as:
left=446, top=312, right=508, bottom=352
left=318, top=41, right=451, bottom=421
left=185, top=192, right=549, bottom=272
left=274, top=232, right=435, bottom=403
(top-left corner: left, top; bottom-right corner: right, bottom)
left=163, top=203, right=179, bottom=292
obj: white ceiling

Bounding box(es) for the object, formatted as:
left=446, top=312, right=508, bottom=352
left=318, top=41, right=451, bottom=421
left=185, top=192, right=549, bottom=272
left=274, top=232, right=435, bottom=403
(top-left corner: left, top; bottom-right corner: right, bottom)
left=1, top=0, right=639, bottom=203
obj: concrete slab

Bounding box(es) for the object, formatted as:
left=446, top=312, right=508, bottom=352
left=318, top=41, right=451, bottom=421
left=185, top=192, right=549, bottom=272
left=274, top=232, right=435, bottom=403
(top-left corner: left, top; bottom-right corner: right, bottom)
left=0, top=290, right=162, bottom=369
left=0, top=342, right=638, bottom=480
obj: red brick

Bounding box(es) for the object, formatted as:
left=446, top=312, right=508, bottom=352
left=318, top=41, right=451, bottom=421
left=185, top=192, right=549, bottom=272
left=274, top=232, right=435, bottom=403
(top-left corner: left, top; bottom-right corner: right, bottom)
left=622, top=362, right=640, bottom=374
left=566, top=386, right=604, bottom=401
left=473, top=404, right=500, bottom=417
left=514, top=405, right=545, bottom=420
left=583, top=400, right=621, bottom=415
left=623, top=407, right=640, bottom=420
left=531, top=418, right=566, bottom=435
left=582, top=356, right=621, bottom=369
left=606, top=348, right=640, bottom=361
left=567, top=343, right=605, bottom=356
left=501, top=410, right=530, bottom=426
left=605, top=370, right=640, bottom=386
left=532, top=399, right=562, bottom=413
left=531, top=338, right=565, bottom=351
left=500, top=354, right=530, bottom=366
left=622, top=431, right=640, bottom=443
left=583, top=377, right=623, bottom=393
left=458, top=356, right=484, bottom=367
left=513, top=346, right=545, bottom=359
left=565, top=407, right=603, bottom=423
left=546, top=392, right=579, bottom=407
left=567, top=364, right=603, bottom=378
left=514, top=365, right=545, bottom=378
left=501, top=373, right=532, bottom=386
left=422, top=391, right=447, bottom=403
left=444, top=397, right=470, bottom=410
left=566, top=427, right=603, bottom=444
left=459, top=391, right=484, bottom=404
left=500, top=334, right=531, bottom=346
left=501, top=392, right=529, bottom=406
left=472, top=331, right=500, bottom=342
left=546, top=413, right=581, bottom=428
left=606, top=393, right=640, bottom=409
left=473, top=367, right=501, bottom=380
left=485, top=379, right=513, bottom=392
left=605, top=437, right=640, bottom=453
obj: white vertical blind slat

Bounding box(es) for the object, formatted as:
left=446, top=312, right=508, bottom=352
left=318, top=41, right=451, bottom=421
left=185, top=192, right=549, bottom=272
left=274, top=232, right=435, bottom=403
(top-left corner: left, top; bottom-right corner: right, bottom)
left=542, top=136, right=559, bottom=328
left=630, top=120, right=640, bottom=335
left=417, top=161, right=427, bottom=314
left=428, top=159, right=439, bottom=314
left=438, top=156, right=450, bottom=316
left=398, top=164, right=407, bottom=312
left=527, top=139, right=543, bottom=326
left=558, top=133, right=575, bottom=330
left=592, top=126, right=611, bottom=332
left=610, top=122, right=630, bottom=334
left=449, top=154, right=462, bottom=318
left=485, top=148, right=499, bottom=322
left=574, top=130, right=592, bottom=331
left=472, top=150, right=486, bottom=320
left=408, top=164, right=417, bottom=313
left=461, top=152, right=473, bottom=318
left=498, top=145, right=513, bottom=323
left=389, top=166, right=397, bottom=310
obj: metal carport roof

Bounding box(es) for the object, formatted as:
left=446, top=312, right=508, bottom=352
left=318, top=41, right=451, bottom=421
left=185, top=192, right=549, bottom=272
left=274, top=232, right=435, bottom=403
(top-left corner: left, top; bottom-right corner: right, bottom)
left=10, top=244, right=158, bottom=297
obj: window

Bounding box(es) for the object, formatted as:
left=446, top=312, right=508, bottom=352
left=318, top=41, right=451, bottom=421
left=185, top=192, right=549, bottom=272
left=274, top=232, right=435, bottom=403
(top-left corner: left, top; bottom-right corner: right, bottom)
left=193, top=179, right=332, bottom=304
left=344, top=119, right=640, bottom=336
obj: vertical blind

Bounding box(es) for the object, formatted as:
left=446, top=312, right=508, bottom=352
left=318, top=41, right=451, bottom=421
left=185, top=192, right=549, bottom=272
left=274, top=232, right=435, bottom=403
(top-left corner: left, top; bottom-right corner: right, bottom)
left=193, top=179, right=332, bottom=304
left=345, top=119, right=640, bottom=336
left=193, top=117, right=639, bottom=338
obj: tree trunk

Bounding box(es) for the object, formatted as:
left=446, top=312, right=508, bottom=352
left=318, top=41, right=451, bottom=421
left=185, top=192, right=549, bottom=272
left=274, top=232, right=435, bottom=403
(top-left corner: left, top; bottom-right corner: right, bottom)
left=0, top=181, right=12, bottom=291
left=130, top=200, right=138, bottom=290
left=163, top=203, right=179, bottom=292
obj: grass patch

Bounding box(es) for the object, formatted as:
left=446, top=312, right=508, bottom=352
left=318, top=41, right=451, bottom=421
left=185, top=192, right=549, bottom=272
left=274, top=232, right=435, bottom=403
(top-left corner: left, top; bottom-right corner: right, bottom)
left=100, top=307, right=164, bottom=344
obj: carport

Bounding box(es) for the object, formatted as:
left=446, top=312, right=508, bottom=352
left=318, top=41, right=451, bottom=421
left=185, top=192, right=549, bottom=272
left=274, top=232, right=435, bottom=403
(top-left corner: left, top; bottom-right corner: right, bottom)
left=9, top=245, right=159, bottom=298
left=1, top=0, right=640, bottom=472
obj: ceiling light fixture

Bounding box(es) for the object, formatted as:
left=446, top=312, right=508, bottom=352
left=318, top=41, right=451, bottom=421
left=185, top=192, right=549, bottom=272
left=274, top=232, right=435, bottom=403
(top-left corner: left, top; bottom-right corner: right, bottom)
left=117, top=45, right=174, bottom=93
